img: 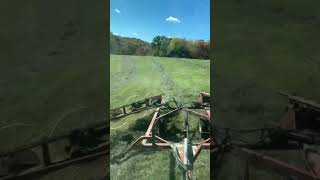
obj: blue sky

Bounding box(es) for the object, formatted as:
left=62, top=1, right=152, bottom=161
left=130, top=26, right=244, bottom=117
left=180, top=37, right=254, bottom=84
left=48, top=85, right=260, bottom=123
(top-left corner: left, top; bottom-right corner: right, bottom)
left=110, top=0, right=210, bottom=42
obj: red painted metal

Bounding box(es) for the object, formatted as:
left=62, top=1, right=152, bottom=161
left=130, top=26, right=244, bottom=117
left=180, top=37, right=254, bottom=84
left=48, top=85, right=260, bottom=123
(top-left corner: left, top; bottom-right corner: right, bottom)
left=237, top=147, right=320, bottom=180
left=153, top=107, right=181, bottom=124
left=145, top=108, right=160, bottom=137
left=279, top=106, right=296, bottom=129
left=125, top=92, right=212, bottom=180
left=184, top=108, right=209, bottom=120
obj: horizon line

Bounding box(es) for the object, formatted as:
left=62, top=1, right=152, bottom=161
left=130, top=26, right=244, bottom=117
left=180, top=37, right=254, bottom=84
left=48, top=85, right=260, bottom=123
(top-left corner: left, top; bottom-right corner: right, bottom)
left=111, top=32, right=210, bottom=43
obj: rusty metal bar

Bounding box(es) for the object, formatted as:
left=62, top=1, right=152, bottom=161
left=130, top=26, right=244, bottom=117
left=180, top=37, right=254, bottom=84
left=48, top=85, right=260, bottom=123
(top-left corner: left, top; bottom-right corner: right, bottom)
left=279, top=106, right=296, bottom=129
left=236, top=147, right=320, bottom=180
left=202, top=138, right=211, bottom=144
left=200, top=92, right=210, bottom=96
left=278, top=91, right=320, bottom=112
left=0, top=120, right=108, bottom=157
left=184, top=108, right=209, bottom=120
left=155, top=135, right=171, bottom=143
left=126, top=136, right=148, bottom=151
left=2, top=150, right=107, bottom=180
left=141, top=108, right=160, bottom=147
left=0, top=119, right=108, bottom=180
left=111, top=106, right=159, bottom=120
left=141, top=136, right=172, bottom=149
left=129, top=135, right=210, bottom=150
left=126, top=135, right=172, bottom=149
left=206, top=109, right=210, bottom=119
left=193, top=145, right=203, bottom=161
left=110, top=94, right=164, bottom=120
left=145, top=108, right=160, bottom=136
left=154, top=107, right=181, bottom=124
left=124, top=93, right=211, bottom=180
left=152, top=128, right=156, bottom=146
left=193, top=138, right=212, bottom=160
left=142, top=142, right=172, bottom=149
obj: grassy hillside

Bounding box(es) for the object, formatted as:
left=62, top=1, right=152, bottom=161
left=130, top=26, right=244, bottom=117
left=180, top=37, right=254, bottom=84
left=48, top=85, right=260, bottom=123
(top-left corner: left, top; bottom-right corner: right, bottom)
left=110, top=55, right=210, bottom=107
left=0, top=0, right=107, bottom=179
left=110, top=55, right=210, bottom=179
left=214, top=0, right=320, bottom=179
left=110, top=32, right=152, bottom=55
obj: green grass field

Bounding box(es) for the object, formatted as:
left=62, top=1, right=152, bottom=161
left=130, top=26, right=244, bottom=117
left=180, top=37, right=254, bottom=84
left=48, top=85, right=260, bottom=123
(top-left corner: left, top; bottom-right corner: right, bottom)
left=214, top=0, right=320, bottom=179
left=110, top=55, right=210, bottom=180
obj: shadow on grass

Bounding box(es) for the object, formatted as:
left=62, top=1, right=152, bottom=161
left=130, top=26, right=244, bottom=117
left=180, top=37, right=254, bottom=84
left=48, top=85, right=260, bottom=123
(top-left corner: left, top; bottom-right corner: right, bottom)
left=111, top=113, right=158, bottom=164
left=130, top=113, right=155, bottom=132
left=111, top=149, right=155, bottom=164
left=120, top=134, right=135, bottom=144
left=169, top=153, right=176, bottom=180
left=164, top=125, right=184, bottom=142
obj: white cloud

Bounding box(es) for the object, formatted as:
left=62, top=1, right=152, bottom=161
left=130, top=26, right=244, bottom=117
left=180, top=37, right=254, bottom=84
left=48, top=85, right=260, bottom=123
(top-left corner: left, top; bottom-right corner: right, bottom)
left=113, top=32, right=119, bottom=36
left=115, top=9, right=121, bottom=13
left=132, top=32, right=138, bottom=36
left=165, top=16, right=181, bottom=23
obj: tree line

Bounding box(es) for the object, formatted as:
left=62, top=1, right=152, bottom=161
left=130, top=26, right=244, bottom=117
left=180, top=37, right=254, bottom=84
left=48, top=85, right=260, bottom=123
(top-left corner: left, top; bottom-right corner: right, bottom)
left=110, top=32, right=210, bottom=60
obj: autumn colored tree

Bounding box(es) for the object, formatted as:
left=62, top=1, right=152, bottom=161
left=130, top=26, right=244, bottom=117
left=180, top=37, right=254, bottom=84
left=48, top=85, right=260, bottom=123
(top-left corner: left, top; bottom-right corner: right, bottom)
left=110, top=32, right=209, bottom=59
left=167, top=38, right=191, bottom=58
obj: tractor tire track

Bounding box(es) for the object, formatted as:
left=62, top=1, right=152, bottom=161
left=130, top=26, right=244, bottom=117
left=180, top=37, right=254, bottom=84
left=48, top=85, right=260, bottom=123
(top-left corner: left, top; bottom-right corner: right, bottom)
left=151, top=58, right=205, bottom=104
left=150, top=58, right=176, bottom=101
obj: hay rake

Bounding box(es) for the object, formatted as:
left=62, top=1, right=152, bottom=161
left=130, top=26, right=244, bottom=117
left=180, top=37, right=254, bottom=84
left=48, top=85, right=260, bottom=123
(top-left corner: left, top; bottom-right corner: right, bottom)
left=211, top=91, right=320, bottom=180
left=126, top=93, right=211, bottom=180
left=2, top=91, right=320, bottom=180
left=0, top=94, right=167, bottom=180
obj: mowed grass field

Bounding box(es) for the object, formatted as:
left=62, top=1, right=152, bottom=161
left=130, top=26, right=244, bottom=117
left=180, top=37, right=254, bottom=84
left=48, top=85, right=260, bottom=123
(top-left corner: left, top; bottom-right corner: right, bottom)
left=0, top=1, right=107, bottom=179
left=214, top=0, right=320, bottom=179
left=110, top=55, right=210, bottom=180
